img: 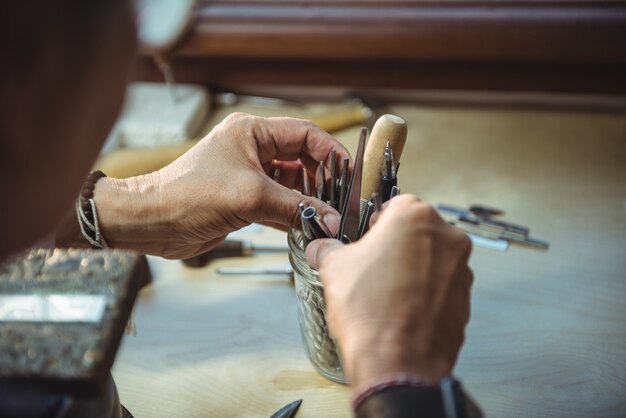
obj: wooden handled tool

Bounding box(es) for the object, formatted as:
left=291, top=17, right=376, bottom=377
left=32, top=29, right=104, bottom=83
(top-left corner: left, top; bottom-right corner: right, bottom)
left=95, top=102, right=373, bottom=179
left=360, top=114, right=407, bottom=204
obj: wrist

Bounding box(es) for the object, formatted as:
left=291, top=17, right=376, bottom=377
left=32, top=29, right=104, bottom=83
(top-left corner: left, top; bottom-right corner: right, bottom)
left=354, top=377, right=475, bottom=418
left=94, top=173, right=169, bottom=254
left=342, top=328, right=452, bottom=393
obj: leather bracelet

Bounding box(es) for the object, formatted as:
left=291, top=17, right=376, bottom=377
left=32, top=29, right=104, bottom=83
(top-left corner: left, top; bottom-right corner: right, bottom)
left=76, top=170, right=108, bottom=249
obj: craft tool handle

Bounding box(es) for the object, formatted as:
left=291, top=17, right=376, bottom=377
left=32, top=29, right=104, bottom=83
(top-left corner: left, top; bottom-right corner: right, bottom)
left=360, top=114, right=407, bottom=203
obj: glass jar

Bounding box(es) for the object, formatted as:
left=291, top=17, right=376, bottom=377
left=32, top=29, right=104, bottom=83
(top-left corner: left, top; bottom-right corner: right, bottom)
left=287, top=228, right=346, bottom=384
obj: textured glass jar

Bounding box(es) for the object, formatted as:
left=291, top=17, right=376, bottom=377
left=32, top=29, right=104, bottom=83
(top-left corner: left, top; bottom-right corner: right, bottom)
left=287, top=228, right=346, bottom=384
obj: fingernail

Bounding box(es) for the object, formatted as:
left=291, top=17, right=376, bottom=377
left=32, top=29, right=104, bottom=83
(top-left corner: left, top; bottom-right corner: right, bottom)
left=323, top=213, right=341, bottom=236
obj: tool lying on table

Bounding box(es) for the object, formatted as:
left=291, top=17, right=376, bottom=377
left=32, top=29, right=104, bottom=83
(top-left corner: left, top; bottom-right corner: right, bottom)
left=437, top=203, right=549, bottom=250
left=182, top=239, right=289, bottom=267
left=269, top=399, right=302, bottom=418
left=216, top=266, right=294, bottom=279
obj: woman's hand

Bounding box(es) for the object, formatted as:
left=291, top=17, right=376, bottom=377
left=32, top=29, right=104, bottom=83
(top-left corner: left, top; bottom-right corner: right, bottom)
left=94, top=113, right=350, bottom=258
left=305, top=195, right=473, bottom=392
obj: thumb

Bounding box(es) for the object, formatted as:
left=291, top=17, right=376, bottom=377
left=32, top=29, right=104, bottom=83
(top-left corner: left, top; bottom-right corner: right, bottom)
left=254, top=179, right=341, bottom=234
left=306, top=238, right=344, bottom=270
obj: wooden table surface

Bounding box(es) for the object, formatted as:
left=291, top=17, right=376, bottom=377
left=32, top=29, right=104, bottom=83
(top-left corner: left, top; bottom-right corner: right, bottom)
left=112, top=104, right=626, bottom=417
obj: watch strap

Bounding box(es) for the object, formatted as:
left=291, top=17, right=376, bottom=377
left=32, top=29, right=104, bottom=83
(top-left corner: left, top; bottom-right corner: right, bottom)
left=356, top=377, right=482, bottom=418
left=356, top=384, right=445, bottom=418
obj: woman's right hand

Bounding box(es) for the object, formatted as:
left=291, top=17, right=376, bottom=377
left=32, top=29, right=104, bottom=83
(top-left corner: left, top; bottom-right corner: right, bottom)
left=306, top=195, right=473, bottom=392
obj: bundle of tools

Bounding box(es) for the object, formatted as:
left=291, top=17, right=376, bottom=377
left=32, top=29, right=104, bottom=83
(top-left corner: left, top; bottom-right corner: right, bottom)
left=437, top=204, right=549, bottom=250
left=298, top=114, right=408, bottom=246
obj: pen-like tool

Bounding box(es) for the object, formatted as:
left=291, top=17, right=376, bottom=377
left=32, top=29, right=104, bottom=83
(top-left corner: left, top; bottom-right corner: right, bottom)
left=301, top=206, right=332, bottom=242
left=338, top=128, right=367, bottom=242
left=380, top=141, right=397, bottom=202
left=337, top=157, right=350, bottom=214
left=301, top=167, right=311, bottom=196
left=329, top=149, right=337, bottom=209
left=316, top=161, right=326, bottom=202
left=357, top=200, right=375, bottom=239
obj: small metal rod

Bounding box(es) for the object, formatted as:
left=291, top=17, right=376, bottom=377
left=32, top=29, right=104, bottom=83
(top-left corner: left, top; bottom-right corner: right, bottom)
left=301, top=206, right=332, bottom=241
left=371, top=192, right=383, bottom=213
left=390, top=185, right=400, bottom=199
left=380, top=141, right=397, bottom=202
left=357, top=200, right=375, bottom=239
left=329, top=149, right=337, bottom=209
left=338, top=157, right=350, bottom=213
left=216, top=266, right=294, bottom=276
left=299, top=202, right=312, bottom=246
left=301, top=167, right=310, bottom=196
left=316, top=161, right=326, bottom=202
left=314, top=214, right=333, bottom=238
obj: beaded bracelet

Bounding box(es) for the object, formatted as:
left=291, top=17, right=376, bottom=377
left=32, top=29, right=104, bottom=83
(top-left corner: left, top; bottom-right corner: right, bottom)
left=75, top=170, right=108, bottom=249
left=351, top=372, right=435, bottom=412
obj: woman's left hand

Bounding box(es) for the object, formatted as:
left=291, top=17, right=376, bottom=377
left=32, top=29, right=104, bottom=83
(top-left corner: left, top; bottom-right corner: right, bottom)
left=95, top=113, right=350, bottom=258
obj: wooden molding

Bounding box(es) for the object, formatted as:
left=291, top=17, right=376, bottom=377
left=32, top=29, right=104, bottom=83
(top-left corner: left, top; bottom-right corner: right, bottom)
left=174, top=1, right=626, bottom=62
left=133, top=1, right=626, bottom=95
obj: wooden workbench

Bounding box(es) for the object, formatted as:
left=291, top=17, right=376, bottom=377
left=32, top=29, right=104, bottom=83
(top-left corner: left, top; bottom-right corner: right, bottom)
left=112, top=104, right=626, bottom=417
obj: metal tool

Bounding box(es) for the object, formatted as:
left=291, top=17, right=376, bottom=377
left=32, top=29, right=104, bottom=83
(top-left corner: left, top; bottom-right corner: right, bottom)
left=469, top=204, right=505, bottom=218
left=301, top=206, right=332, bottom=242
left=337, top=157, right=350, bottom=213
left=269, top=399, right=302, bottom=418
left=338, top=128, right=367, bottom=242
left=216, top=266, right=294, bottom=278
left=380, top=141, right=397, bottom=202
left=371, top=192, right=383, bottom=213
left=465, top=232, right=510, bottom=252
left=316, top=161, right=326, bottom=201
left=453, top=221, right=548, bottom=250
left=329, top=148, right=337, bottom=209
left=182, top=240, right=289, bottom=267
left=357, top=200, right=375, bottom=239
left=390, top=185, right=400, bottom=199
left=439, top=203, right=548, bottom=250
left=301, top=167, right=311, bottom=196
left=438, top=204, right=530, bottom=236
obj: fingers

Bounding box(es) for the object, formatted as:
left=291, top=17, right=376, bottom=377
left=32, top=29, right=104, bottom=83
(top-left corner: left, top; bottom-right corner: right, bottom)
left=252, top=178, right=341, bottom=235
left=305, top=238, right=344, bottom=270
left=262, top=160, right=304, bottom=189
left=231, top=113, right=351, bottom=168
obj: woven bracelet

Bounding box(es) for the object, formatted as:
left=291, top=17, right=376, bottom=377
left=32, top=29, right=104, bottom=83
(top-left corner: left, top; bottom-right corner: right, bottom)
left=76, top=170, right=108, bottom=249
